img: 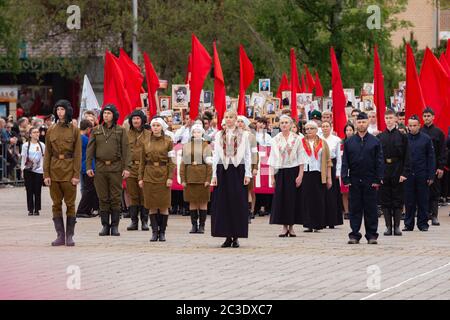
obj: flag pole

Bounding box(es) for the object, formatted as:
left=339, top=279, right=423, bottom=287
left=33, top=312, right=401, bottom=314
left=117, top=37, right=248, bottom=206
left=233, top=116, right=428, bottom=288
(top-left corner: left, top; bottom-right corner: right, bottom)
left=132, top=0, right=139, bottom=64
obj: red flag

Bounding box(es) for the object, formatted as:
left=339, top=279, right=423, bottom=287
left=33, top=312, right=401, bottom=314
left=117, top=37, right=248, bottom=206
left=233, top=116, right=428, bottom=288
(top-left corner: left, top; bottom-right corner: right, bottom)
left=290, top=48, right=299, bottom=121
left=103, top=51, right=133, bottom=125
left=185, top=53, right=192, bottom=85
left=304, top=65, right=315, bottom=94
left=419, top=47, right=450, bottom=136
left=301, top=74, right=307, bottom=93
left=238, top=45, right=255, bottom=115
left=276, top=73, right=290, bottom=99
left=439, top=53, right=450, bottom=76
left=190, top=34, right=212, bottom=120
left=314, top=71, right=324, bottom=97
left=213, top=41, right=226, bottom=130
left=118, top=48, right=144, bottom=109
left=330, top=47, right=347, bottom=139
left=405, top=44, right=426, bottom=124
left=373, top=46, right=386, bottom=132
left=143, top=52, right=160, bottom=120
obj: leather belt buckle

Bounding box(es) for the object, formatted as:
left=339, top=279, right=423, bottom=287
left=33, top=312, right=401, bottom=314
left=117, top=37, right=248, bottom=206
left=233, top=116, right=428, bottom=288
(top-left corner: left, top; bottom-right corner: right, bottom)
left=58, top=154, right=65, bottom=160
left=192, top=161, right=198, bottom=166
left=105, top=160, right=112, bottom=165
left=386, top=158, right=392, bottom=164
left=133, top=160, right=140, bottom=164
left=153, top=162, right=159, bottom=167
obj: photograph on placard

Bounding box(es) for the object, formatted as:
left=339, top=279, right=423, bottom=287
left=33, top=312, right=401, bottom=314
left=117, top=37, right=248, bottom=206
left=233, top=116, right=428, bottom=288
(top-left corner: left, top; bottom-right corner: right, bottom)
left=230, top=98, right=238, bottom=111
left=140, top=92, right=149, bottom=109
left=263, top=99, right=276, bottom=116
left=398, top=81, right=406, bottom=92
left=203, top=91, right=212, bottom=107
left=322, top=98, right=332, bottom=112
left=172, top=84, right=189, bottom=109
left=246, top=105, right=254, bottom=118
left=172, top=108, right=184, bottom=127
left=362, top=83, right=374, bottom=96
left=250, top=92, right=266, bottom=109
left=259, top=79, right=270, bottom=93
left=281, top=91, right=291, bottom=108
left=159, top=96, right=171, bottom=112
left=226, top=96, right=232, bottom=110
left=362, top=95, right=374, bottom=111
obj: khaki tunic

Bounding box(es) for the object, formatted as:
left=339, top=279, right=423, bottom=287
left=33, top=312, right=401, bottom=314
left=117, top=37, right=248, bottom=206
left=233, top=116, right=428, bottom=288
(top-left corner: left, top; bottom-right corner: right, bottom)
left=180, top=139, right=212, bottom=203
left=138, top=134, right=175, bottom=210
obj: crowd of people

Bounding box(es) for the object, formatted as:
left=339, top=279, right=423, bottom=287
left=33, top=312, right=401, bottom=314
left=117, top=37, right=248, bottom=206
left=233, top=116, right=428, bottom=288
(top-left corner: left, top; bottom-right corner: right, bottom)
left=2, top=99, right=450, bottom=247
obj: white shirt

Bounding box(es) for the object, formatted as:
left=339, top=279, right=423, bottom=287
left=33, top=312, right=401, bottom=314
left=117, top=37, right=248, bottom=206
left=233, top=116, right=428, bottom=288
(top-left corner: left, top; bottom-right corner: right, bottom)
left=174, top=126, right=191, bottom=144
left=303, top=139, right=323, bottom=172
left=256, top=130, right=272, bottom=147
left=268, top=132, right=306, bottom=171
left=324, top=134, right=342, bottom=177
left=368, top=123, right=379, bottom=135
left=212, top=128, right=251, bottom=178
left=21, top=141, right=45, bottom=174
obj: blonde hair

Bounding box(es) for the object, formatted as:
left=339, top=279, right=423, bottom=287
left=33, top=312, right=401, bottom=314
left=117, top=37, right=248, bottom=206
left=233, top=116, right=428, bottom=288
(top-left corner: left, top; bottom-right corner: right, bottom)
left=224, top=110, right=237, bottom=119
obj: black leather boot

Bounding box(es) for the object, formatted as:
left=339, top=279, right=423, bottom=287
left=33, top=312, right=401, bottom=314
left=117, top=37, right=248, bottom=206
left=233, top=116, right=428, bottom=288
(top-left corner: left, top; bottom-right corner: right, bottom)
left=221, top=237, right=232, bottom=248
left=383, top=208, right=392, bottom=236
left=149, top=214, right=159, bottom=242
left=393, top=208, right=402, bottom=236
left=198, top=210, right=207, bottom=234
left=99, top=211, right=110, bottom=236
left=159, top=214, right=168, bottom=241
left=232, top=237, right=240, bottom=248
left=140, top=206, right=149, bottom=231
left=110, top=211, right=121, bottom=236
left=127, top=206, right=139, bottom=231
left=51, top=217, right=65, bottom=246
left=66, top=216, right=76, bottom=246
left=431, top=200, right=440, bottom=226
left=189, top=210, right=199, bottom=234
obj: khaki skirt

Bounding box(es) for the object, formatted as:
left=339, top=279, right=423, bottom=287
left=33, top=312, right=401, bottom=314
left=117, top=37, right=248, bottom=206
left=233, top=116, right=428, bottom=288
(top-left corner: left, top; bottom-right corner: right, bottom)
left=143, top=182, right=171, bottom=210
left=184, top=184, right=211, bottom=203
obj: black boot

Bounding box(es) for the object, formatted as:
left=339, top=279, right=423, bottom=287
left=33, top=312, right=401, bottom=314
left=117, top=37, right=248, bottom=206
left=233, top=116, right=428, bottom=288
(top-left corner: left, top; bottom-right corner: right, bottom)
left=51, top=217, right=65, bottom=246
left=221, top=237, right=232, bottom=247
left=149, top=214, right=159, bottom=242
left=198, top=210, right=207, bottom=234
left=127, top=206, right=139, bottom=231
left=393, top=208, right=402, bottom=236
left=189, top=210, right=199, bottom=234
left=158, top=214, right=168, bottom=241
left=99, top=211, right=110, bottom=236
left=140, top=206, right=149, bottom=231
left=431, top=200, right=440, bottom=226
left=232, top=237, right=240, bottom=248
left=110, top=211, right=121, bottom=236
left=66, top=216, right=76, bottom=246
left=383, top=208, right=392, bottom=236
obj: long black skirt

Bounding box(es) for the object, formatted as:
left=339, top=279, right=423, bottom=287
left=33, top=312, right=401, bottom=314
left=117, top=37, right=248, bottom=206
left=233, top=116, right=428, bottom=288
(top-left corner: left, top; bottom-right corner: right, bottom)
left=300, top=171, right=326, bottom=229
left=211, top=164, right=249, bottom=238
left=324, top=158, right=344, bottom=227
left=270, top=167, right=301, bottom=225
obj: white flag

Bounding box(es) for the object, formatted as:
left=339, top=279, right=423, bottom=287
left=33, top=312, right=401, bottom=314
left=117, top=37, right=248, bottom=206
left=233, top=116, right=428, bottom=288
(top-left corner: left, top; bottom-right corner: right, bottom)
left=79, top=74, right=100, bottom=123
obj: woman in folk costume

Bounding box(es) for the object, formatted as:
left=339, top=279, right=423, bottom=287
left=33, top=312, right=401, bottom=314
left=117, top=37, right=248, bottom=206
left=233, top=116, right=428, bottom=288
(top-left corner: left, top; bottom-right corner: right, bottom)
left=321, top=120, right=344, bottom=229
left=236, top=116, right=259, bottom=223
left=211, top=110, right=252, bottom=248
left=180, top=124, right=213, bottom=234
left=138, top=117, right=176, bottom=242
left=300, top=121, right=333, bottom=232
left=268, top=115, right=307, bottom=237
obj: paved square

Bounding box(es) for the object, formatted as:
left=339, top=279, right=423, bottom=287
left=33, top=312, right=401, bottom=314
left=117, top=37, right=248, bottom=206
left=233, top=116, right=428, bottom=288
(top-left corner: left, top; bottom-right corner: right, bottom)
left=0, top=186, right=449, bottom=300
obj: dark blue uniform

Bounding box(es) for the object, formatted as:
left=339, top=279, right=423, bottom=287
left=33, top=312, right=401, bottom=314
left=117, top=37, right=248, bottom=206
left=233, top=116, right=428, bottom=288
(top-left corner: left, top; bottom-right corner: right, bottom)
left=404, top=131, right=435, bottom=230
left=342, top=133, right=384, bottom=241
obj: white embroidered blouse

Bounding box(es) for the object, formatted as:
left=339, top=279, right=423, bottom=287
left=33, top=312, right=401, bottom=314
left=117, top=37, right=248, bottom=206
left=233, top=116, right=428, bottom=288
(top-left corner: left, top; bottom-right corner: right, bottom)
left=268, top=132, right=306, bottom=170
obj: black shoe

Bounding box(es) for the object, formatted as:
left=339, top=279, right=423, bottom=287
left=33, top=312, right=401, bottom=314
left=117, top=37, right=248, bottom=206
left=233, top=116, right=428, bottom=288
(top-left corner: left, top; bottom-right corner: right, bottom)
left=127, top=206, right=139, bottom=231
left=382, top=208, right=393, bottom=236
left=51, top=217, right=65, bottom=246
left=368, top=239, right=378, bottom=245
left=402, top=227, right=413, bottom=232
left=66, top=216, right=76, bottom=247
left=348, top=238, right=359, bottom=244
left=149, top=214, right=159, bottom=242
left=189, top=210, right=199, bottom=234
left=393, top=209, right=402, bottom=236
left=232, top=238, right=240, bottom=248
left=99, top=212, right=110, bottom=236
left=431, top=216, right=440, bottom=226
left=91, top=210, right=99, bottom=217
left=221, top=238, right=232, bottom=248
left=158, top=214, right=168, bottom=241
left=140, top=206, right=150, bottom=231
left=303, top=228, right=313, bottom=233
left=34, top=211, right=40, bottom=216
left=77, top=212, right=92, bottom=218
left=288, top=231, right=297, bottom=237
left=198, top=210, right=207, bottom=234
left=28, top=212, right=33, bottom=216
left=278, top=231, right=289, bottom=237
left=110, top=211, right=121, bottom=236
left=419, top=227, right=429, bottom=231
left=122, top=210, right=130, bottom=219
left=328, top=226, right=335, bottom=229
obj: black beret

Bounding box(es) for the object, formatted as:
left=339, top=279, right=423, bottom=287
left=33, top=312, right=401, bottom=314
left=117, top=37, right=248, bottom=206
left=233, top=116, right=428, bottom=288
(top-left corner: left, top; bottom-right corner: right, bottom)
left=356, top=112, right=368, bottom=120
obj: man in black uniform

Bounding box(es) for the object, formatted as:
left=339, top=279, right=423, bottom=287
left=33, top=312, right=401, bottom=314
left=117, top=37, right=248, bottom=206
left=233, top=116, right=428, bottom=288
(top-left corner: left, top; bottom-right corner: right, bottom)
left=420, top=107, right=446, bottom=226
left=342, top=112, right=384, bottom=245
left=403, top=115, right=435, bottom=231
left=378, top=109, right=410, bottom=236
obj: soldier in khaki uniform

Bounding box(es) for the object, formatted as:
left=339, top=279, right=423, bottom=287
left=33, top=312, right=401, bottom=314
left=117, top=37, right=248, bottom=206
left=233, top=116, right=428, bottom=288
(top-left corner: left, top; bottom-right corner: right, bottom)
left=44, top=100, right=81, bottom=247
left=138, top=117, right=175, bottom=242
left=86, top=104, right=130, bottom=237
left=126, top=109, right=150, bottom=231
left=180, top=124, right=213, bottom=234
